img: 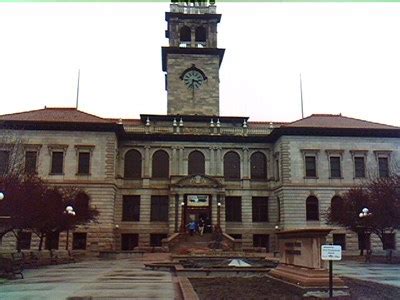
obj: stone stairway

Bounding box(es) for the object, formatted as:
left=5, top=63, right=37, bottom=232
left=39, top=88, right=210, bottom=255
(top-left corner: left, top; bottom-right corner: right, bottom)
left=171, top=233, right=215, bottom=253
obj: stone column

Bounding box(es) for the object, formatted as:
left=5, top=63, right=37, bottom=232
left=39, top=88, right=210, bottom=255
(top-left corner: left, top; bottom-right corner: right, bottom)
left=178, top=146, right=184, bottom=175
left=143, top=146, right=150, bottom=178
left=171, top=146, right=178, bottom=176
left=216, top=147, right=222, bottom=176
left=209, top=147, right=215, bottom=175
left=243, top=147, right=249, bottom=179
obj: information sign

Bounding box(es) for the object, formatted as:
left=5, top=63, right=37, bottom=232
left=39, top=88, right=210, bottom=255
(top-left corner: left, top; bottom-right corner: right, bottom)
left=321, top=245, right=342, bottom=261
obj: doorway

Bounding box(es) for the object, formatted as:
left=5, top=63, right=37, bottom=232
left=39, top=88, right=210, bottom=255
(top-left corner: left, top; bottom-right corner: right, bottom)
left=184, top=194, right=212, bottom=233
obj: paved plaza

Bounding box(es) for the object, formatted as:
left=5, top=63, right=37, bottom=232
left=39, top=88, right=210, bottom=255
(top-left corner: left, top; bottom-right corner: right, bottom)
left=335, top=260, right=400, bottom=288
left=0, top=254, right=177, bottom=300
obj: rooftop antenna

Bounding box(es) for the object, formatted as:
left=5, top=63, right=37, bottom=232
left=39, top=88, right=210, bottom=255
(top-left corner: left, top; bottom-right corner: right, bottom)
left=75, top=69, right=80, bottom=109
left=300, top=73, right=304, bottom=119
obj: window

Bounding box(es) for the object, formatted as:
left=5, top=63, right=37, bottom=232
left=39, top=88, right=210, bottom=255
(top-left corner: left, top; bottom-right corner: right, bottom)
left=74, top=192, right=90, bottom=217
left=122, top=195, right=140, bottom=221
left=188, top=151, right=205, bottom=175
left=224, top=151, right=240, bottom=180
left=252, top=197, right=269, bottom=222
left=25, top=151, right=37, bottom=174
left=78, top=152, right=90, bottom=175
left=383, top=233, right=396, bottom=250
left=305, top=156, right=317, bottom=177
left=124, top=149, right=142, bottom=179
left=378, top=157, right=389, bottom=178
left=250, top=152, right=267, bottom=180
left=195, top=26, right=207, bottom=42
left=225, top=196, right=242, bottom=222
left=150, top=196, right=169, bottom=222
left=51, top=151, right=64, bottom=174
left=0, top=150, right=10, bottom=175
left=330, top=156, right=341, bottom=178
left=358, top=232, right=370, bottom=250
left=121, top=234, right=138, bottom=250
left=253, top=234, right=269, bottom=251
left=306, top=196, right=319, bottom=221
left=17, top=232, right=31, bottom=250
left=150, top=234, right=168, bottom=247
left=333, top=234, right=346, bottom=250
left=354, top=157, right=366, bottom=178
left=330, top=196, right=343, bottom=221
left=72, top=233, right=87, bottom=250
left=180, top=26, right=191, bottom=43
left=152, top=150, right=169, bottom=179
left=45, top=231, right=60, bottom=250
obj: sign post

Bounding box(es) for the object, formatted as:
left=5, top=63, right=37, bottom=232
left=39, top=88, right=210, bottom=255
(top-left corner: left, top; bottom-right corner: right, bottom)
left=321, top=245, right=342, bottom=298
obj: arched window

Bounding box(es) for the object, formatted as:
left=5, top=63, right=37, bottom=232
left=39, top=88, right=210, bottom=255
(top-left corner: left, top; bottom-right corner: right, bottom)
left=152, top=150, right=169, bottom=179
left=74, top=192, right=90, bottom=217
left=195, top=26, right=207, bottom=43
left=124, top=149, right=142, bottom=179
left=250, top=152, right=267, bottom=180
left=224, top=151, right=241, bottom=180
left=188, top=151, right=205, bottom=175
left=306, top=196, right=319, bottom=221
left=330, top=196, right=343, bottom=221
left=180, top=26, right=191, bottom=43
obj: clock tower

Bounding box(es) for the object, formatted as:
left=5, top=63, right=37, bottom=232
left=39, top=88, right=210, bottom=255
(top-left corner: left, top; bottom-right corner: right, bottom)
left=162, top=0, right=225, bottom=116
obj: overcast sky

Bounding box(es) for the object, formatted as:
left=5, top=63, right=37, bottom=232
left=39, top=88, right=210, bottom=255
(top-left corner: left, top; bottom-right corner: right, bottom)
left=0, top=3, right=399, bottom=126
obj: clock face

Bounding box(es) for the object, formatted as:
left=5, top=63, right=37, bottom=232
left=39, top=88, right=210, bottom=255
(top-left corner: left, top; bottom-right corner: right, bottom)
left=182, top=70, right=204, bottom=89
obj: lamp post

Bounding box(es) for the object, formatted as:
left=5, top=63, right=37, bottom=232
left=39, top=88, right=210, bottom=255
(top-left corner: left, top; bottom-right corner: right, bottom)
left=64, top=206, right=76, bottom=250
left=180, top=201, right=185, bottom=233
left=217, top=201, right=221, bottom=226
left=359, top=207, right=372, bottom=261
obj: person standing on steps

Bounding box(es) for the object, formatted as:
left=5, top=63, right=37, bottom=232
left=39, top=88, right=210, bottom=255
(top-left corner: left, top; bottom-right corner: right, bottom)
left=187, top=220, right=196, bottom=236
left=198, top=218, right=205, bottom=236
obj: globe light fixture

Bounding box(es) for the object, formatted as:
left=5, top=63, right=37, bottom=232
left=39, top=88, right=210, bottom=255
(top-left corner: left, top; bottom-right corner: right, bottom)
left=0, top=192, right=4, bottom=201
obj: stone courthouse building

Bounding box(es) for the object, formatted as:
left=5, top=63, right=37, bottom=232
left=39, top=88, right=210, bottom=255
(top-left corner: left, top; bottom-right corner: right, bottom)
left=1, top=1, right=400, bottom=254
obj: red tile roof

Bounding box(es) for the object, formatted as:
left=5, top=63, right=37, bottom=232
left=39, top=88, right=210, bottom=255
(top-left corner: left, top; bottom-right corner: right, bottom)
left=283, top=114, right=399, bottom=130
left=0, top=107, right=112, bottom=124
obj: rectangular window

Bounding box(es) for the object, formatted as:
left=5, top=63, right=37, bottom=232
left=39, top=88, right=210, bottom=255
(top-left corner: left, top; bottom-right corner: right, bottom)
left=378, top=157, right=389, bottom=178
left=0, top=150, right=10, bottom=175
left=122, top=195, right=140, bottom=222
left=25, top=151, right=37, bottom=174
left=252, top=197, right=269, bottom=222
left=78, top=152, right=90, bottom=175
left=150, top=196, right=169, bottom=222
left=383, top=233, right=396, bottom=250
left=17, top=232, right=31, bottom=250
left=305, top=156, right=317, bottom=177
left=225, top=196, right=242, bottom=222
left=358, top=232, right=371, bottom=250
left=51, top=151, right=64, bottom=174
left=121, top=234, right=138, bottom=250
left=150, top=234, right=168, bottom=247
left=72, top=232, right=87, bottom=250
left=333, top=234, right=346, bottom=250
left=330, top=156, right=341, bottom=178
left=253, top=234, right=269, bottom=251
left=354, top=157, right=366, bottom=178
left=45, top=231, right=60, bottom=250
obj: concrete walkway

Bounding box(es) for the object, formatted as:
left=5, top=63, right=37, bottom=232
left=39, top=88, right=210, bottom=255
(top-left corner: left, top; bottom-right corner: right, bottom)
left=0, top=254, right=177, bottom=300
left=334, top=260, right=400, bottom=288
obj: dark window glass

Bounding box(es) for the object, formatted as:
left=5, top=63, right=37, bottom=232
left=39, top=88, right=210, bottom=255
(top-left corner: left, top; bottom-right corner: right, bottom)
left=17, top=232, right=31, bottom=250
left=305, top=156, right=316, bottom=177
left=330, top=196, right=343, bottom=221
left=330, top=156, right=341, bottom=178
left=306, top=196, right=319, bottom=221
left=333, top=234, right=346, bottom=250
left=25, top=151, right=37, bottom=174
left=225, top=196, right=242, bottom=222
left=72, top=233, right=87, bottom=250
left=0, top=150, right=10, bottom=175
left=122, top=195, right=140, bottom=222
left=224, top=151, right=240, bottom=180
left=121, top=234, right=138, bottom=250
left=195, top=26, right=206, bottom=42
left=150, top=196, right=169, bottom=222
left=180, top=26, right=191, bottom=42
left=354, top=157, right=366, bottom=178
left=150, top=234, right=168, bottom=247
left=124, top=149, right=142, bottom=179
left=229, top=234, right=242, bottom=240
left=378, top=157, right=389, bottom=178
left=252, top=197, right=269, bottom=222
left=188, top=151, right=205, bottom=175
left=74, top=193, right=90, bottom=217
left=45, top=231, right=60, bottom=250
left=78, top=152, right=90, bottom=175
left=152, top=150, right=169, bottom=179
left=250, top=152, right=267, bottom=180
left=51, top=151, right=64, bottom=174
left=358, top=232, right=371, bottom=250
left=253, top=234, right=269, bottom=251
left=383, top=233, right=396, bottom=250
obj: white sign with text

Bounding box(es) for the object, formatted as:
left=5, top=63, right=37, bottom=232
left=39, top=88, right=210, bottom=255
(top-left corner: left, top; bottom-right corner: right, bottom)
left=321, top=245, right=342, bottom=261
